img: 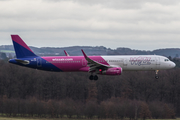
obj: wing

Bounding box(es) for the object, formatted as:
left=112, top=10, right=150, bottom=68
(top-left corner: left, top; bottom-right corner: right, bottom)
left=81, top=49, right=111, bottom=73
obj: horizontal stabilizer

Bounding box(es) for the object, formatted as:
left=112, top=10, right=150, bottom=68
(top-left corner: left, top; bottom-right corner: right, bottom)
left=15, top=59, right=30, bottom=65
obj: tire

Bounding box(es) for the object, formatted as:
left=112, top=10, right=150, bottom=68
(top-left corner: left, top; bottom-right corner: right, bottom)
left=89, top=75, right=94, bottom=80
left=155, top=76, right=159, bottom=79
left=94, top=75, right=98, bottom=81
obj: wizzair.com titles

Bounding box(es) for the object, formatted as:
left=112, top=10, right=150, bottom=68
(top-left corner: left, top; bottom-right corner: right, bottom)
left=130, top=57, right=151, bottom=66
left=52, top=58, right=73, bottom=61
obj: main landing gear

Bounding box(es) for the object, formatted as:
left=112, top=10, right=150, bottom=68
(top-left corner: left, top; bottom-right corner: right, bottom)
left=155, top=70, right=159, bottom=79
left=89, top=74, right=98, bottom=81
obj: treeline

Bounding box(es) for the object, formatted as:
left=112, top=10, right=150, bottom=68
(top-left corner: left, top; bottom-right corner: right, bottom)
left=171, top=57, right=180, bottom=68
left=0, top=60, right=180, bottom=118
left=1, top=45, right=180, bottom=57
left=0, top=97, right=175, bottom=119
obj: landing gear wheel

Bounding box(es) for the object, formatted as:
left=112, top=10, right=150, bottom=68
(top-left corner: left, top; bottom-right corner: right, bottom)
left=94, top=75, right=98, bottom=81
left=155, top=75, right=159, bottom=79
left=89, top=75, right=94, bottom=80
left=155, top=70, right=159, bottom=79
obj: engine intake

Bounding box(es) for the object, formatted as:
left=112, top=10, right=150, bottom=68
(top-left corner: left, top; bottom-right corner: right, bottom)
left=102, top=67, right=122, bottom=75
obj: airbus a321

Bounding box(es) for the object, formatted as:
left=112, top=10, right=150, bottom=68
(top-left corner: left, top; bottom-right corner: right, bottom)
left=9, top=35, right=176, bottom=80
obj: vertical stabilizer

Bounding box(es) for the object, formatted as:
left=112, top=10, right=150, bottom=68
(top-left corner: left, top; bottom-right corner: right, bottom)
left=11, top=35, right=37, bottom=58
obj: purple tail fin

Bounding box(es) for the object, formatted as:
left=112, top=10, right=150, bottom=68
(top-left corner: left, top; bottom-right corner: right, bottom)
left=11, top=35, right=37, bottom=58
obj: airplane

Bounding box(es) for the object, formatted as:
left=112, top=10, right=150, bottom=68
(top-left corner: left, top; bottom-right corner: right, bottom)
left=9, top=35, right=176, bottom=80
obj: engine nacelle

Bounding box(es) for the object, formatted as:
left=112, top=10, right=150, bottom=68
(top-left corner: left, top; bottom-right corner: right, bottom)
left=101, top=67, right=122, bottom=75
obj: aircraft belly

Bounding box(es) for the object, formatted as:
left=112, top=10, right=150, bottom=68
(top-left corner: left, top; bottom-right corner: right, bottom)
left=59, top=63, right=82, bottom=72
left=125, top=64, right=156, bottom=71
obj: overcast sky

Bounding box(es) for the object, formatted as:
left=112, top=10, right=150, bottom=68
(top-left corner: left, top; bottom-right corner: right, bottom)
left=0, top=0, right=180, bottom=50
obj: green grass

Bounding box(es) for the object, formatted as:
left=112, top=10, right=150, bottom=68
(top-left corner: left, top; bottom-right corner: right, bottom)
left=0, top=117, right=179, bottom=120
left=0, top=117, right=65, bottom=120
left=146, top=119, right=180, bottom=120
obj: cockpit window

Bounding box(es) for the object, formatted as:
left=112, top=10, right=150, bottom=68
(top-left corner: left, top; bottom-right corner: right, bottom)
left=164, top=59, right=169, bottom=61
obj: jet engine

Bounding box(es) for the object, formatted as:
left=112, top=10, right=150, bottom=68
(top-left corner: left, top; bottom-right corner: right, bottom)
left=101, top=67, right=122, bottom=75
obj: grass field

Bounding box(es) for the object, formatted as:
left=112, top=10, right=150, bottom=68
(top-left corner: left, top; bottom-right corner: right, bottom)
left=0, top=117, right=65, bottom=120
left=0, top=117, right=179, bottom=120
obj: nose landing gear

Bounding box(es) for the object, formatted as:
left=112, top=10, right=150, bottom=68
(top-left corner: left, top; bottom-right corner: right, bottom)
left=155, top=70, right=159, bottom=79
left=89, top=74, right=98, bottom=81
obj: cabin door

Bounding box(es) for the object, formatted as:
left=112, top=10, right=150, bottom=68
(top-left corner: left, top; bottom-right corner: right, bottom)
left=156, top=57, right=160, bottom=69
left=37, top=58, right=42, bottom=67
left=123, top=59, right=127, bottom=69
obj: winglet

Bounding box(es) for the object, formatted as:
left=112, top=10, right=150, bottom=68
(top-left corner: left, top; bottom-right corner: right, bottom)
left=81, top=49, right=88, bottom=59
left=64, top=50, right=69, bottom=56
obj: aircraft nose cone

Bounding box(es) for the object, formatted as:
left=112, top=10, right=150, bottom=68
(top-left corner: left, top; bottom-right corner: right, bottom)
left=172, top=62, right=176, bottom=68
left=169, top=62, right=176, bottom=68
